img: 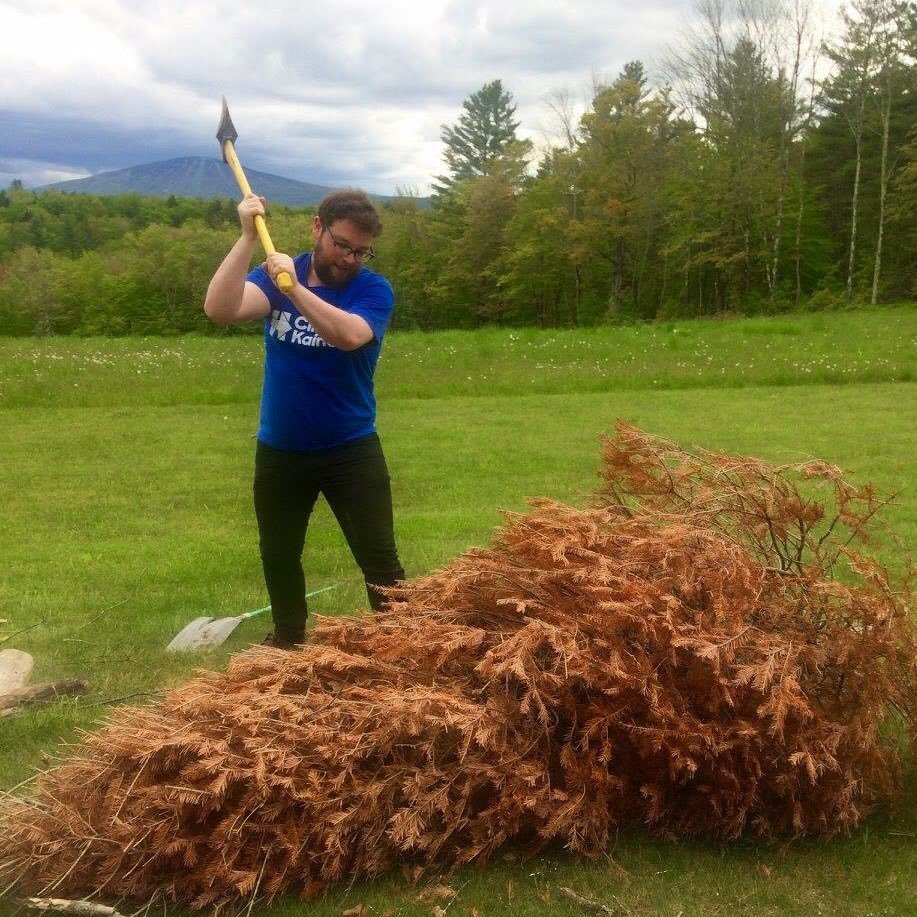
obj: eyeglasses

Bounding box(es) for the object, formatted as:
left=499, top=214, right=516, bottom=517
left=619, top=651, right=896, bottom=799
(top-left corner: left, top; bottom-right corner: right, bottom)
left=323, top=225, right=375, bottom=262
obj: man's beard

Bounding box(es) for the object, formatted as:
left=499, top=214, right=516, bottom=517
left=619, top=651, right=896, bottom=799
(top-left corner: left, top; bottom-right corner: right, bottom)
left=311, top=244, right=360, bottom=289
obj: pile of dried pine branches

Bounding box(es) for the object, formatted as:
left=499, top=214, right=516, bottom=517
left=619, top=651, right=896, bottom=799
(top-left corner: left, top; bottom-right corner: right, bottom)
left=1, top=424, right=914, bottom=910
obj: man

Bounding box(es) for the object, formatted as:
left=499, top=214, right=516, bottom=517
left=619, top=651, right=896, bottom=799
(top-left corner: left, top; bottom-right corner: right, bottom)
left=204, top=188, right=404, bottom=648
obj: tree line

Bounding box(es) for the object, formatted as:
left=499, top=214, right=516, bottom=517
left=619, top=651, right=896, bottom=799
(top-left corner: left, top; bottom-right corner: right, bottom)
left=0, top=0, right=913, bottom=336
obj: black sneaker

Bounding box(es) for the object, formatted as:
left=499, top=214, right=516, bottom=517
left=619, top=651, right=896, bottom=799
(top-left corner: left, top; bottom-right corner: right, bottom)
left=261, top=632, right=304, bottom=650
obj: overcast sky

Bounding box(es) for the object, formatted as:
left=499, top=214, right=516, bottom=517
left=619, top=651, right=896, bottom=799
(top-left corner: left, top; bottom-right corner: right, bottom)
left=1, top=0, right=845, bottom=194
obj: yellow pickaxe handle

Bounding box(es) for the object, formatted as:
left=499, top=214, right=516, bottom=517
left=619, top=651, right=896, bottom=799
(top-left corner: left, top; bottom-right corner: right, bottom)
left=222, top=140, right=293, bottom=293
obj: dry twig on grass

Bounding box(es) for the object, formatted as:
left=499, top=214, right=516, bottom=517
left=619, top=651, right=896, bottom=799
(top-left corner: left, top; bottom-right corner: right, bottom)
left=19, top=897, right=127, bottom=917
left=0, top=680, right=88, bottom=718
left=558, top=886, right=622, bottom=916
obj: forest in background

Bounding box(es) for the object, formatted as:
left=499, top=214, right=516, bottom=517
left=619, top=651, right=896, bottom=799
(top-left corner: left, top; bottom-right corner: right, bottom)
left=0, top=0, right=913, bottom=336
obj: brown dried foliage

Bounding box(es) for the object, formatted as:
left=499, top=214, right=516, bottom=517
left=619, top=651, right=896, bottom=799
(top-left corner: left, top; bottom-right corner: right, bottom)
left=1, top=424, right=914, bottom=910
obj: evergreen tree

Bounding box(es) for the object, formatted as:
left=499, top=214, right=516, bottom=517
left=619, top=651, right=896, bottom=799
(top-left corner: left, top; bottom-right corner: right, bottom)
left=434, top=80, right=531, bottom=196
left=426, top=80, right=533, bottom=325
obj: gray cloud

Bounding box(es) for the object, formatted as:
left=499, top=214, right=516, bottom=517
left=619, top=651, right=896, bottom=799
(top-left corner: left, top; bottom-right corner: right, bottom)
left=0, top=0, right=845, bottom=194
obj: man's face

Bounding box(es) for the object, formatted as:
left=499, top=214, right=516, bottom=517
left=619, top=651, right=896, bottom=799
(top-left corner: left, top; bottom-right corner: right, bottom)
left=310, top=217, right=375, bottom=289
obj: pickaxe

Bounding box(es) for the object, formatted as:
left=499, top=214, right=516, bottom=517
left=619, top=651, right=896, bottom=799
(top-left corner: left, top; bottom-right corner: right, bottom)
left=216, top=97, right=293, bottom=292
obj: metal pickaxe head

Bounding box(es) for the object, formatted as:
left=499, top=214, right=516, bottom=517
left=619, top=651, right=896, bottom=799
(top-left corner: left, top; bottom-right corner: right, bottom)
left=216, top=96, right=238, bottom=163
left=214, top=95, right=292, bottom=291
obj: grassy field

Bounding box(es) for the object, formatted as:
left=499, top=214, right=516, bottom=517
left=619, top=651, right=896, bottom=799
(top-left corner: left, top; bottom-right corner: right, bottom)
left=0, top=305, right=915, bottom=916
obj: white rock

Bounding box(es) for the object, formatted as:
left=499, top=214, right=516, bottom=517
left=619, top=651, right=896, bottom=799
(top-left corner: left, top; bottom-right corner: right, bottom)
left=0, top=648, right=35, bottom=695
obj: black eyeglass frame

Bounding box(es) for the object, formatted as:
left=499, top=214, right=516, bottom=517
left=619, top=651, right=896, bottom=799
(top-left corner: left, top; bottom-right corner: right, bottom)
left=323, top=225, right=375, bottom=262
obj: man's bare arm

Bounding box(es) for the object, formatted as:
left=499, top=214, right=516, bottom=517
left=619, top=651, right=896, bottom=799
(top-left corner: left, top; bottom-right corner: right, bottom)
left=203, top=196, right=272, bottom=325
left=263, top=252, right=374, bottom=351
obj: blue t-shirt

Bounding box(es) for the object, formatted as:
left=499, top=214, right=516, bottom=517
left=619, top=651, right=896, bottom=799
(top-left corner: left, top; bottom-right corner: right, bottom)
left=247, top=253, right=395, bottom=451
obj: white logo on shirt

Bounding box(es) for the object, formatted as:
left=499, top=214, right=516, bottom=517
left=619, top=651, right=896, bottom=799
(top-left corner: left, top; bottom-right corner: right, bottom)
left=270, top=310, right=292, bottom=340
left=269, top=310, right=330, bottom=348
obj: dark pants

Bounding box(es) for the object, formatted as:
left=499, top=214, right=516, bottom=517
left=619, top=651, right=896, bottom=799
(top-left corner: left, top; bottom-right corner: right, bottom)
left=253, top=433, right=404, bottom=643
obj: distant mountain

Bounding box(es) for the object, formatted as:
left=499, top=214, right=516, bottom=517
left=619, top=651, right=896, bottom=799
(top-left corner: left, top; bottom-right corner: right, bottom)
left=39, top=157, right=389, bottom=207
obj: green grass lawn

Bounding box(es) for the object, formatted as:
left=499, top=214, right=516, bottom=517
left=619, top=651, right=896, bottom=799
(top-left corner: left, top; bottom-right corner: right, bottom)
left=1, top=305, right=915, bottom=916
